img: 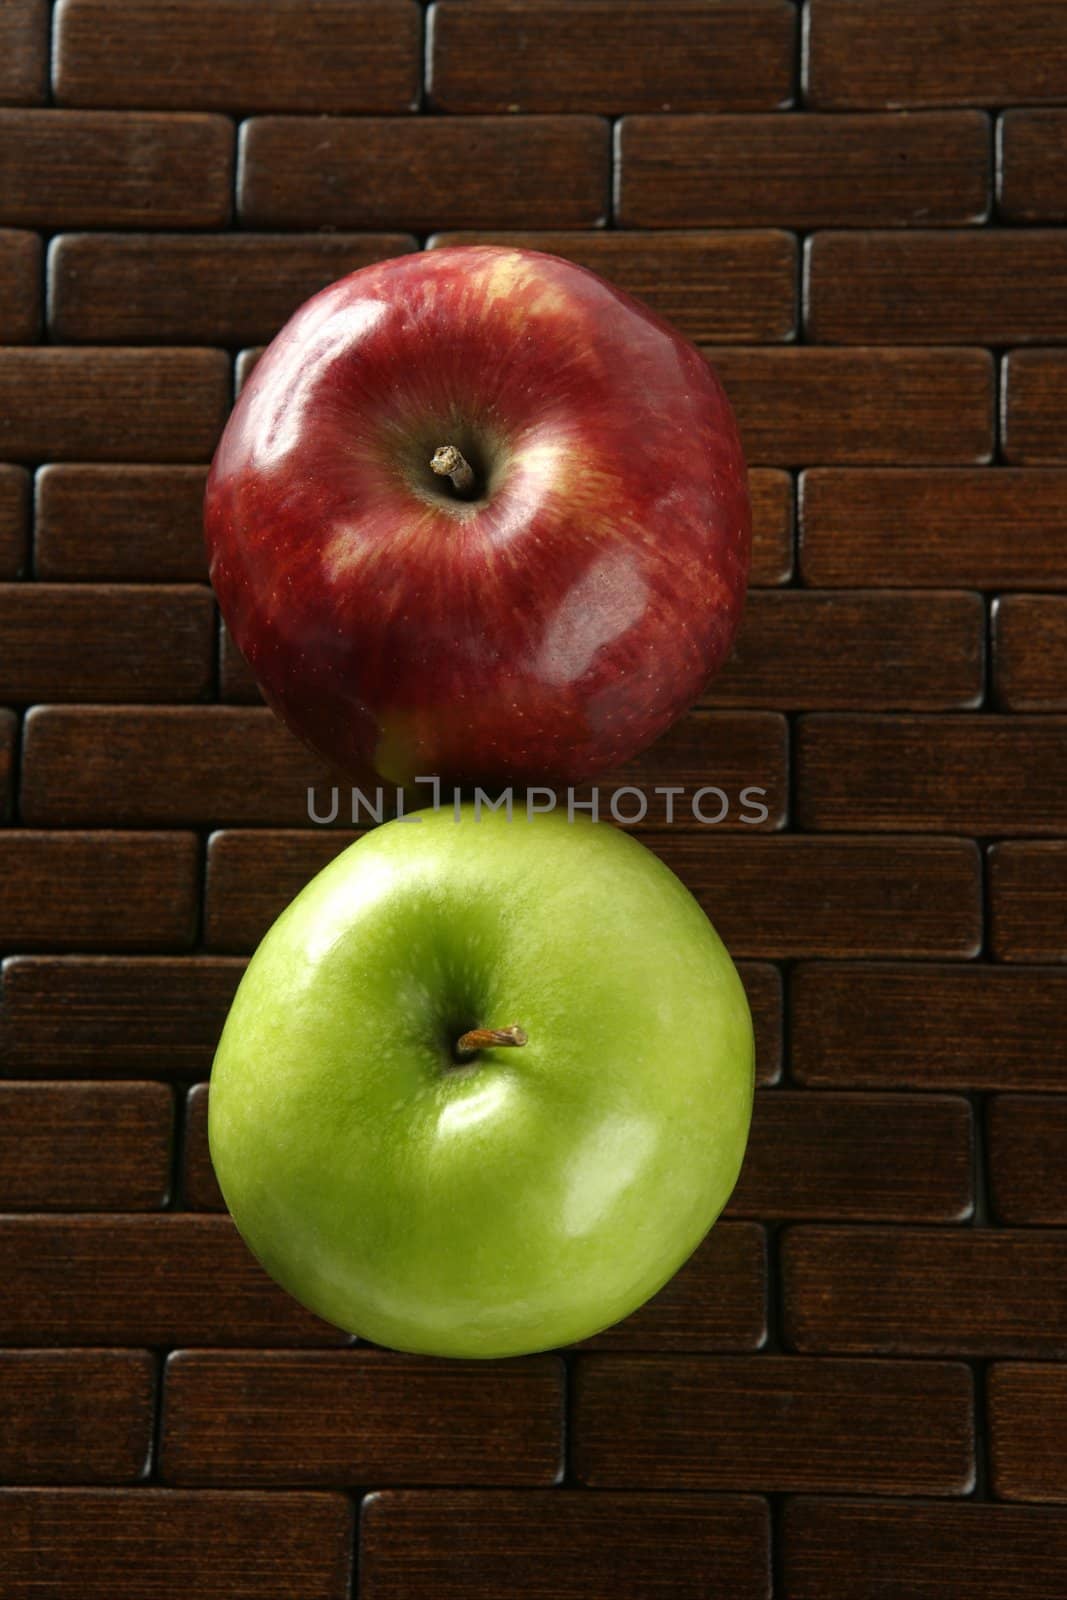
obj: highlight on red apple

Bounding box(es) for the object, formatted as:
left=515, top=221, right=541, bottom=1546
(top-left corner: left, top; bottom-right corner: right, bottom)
left=205, top=244, right=750, bottom=791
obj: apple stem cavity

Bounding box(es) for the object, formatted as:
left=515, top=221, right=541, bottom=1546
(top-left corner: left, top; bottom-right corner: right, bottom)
left=431, top=444, right=476, bottom=497
left=456, top=1023, right=528, bottom=1055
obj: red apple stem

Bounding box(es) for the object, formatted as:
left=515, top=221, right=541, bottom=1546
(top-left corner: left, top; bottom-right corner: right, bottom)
left=431, top=444, right=476, bottom=496
left=456, top=1023, right=528, bottom=1054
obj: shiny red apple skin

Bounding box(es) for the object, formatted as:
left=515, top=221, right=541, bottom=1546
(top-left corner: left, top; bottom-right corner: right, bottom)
left=205, top=245, right=750, bottom=789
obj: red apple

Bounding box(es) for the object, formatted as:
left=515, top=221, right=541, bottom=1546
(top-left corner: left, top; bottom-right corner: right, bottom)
left=205, top=246, right=750, bottom=789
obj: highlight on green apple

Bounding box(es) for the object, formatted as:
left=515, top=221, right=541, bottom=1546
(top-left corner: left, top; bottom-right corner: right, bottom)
left=208, top=805, right=755, bottom=1359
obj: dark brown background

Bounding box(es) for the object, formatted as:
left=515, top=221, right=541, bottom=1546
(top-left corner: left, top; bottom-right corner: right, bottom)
left=2, top=1, right=1067, bottom=1596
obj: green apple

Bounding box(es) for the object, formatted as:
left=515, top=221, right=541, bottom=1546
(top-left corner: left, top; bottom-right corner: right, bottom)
left=209, top=806, right=754, bottom=1357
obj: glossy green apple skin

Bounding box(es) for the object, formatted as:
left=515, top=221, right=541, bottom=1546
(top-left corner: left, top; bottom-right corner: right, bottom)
left=209, top=807, right=754, bottom=1358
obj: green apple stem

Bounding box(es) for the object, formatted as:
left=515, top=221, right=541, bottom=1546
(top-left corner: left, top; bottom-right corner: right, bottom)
left=431, top=444, right=475, bottom=496
left=456, top=1023, right=528, bottom=1054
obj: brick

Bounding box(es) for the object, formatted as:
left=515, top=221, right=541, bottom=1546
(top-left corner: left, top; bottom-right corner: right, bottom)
left=0, top=1352, right=155, bottom=1484
left=182, top=1083, right=223, bottom=1207
left=161, top=1350, right=563, bottom=1485
left=800, top=468, right=1067, bottom=589
left=0, top=0, right=48, bottom=104
left=361, top=1490, right=771, bottom=1600
left=709, top=347, right=993, bottom=466
left=793, top=964, right=1067, bottom=1091
left=618, top=112, right=989, bottom=227
left=0, top=585, right=214, bottom=703
left=218, top=621, right=261, bottom=703
left=574, top=1355, right=974, bottom=1494
left=798, top=714, right=1067, bottom=834
left=727, top=1091, right=973, bottom=1222
left=783, top=1227, right=1067, bottom=1356
left=240, top=115, right=610, bottom=230
left=0, top=1489, right=352, bottom=1600
left=0, top=956, right=243, bottom=1078
left=1003, top=351, right=1067, bottom=464
left=428, top=1, right=795, bottom=113
left=0, top=708, right=14, bottom=823
left=0, top=1082, right=172, bottom=1209
left=234, top=346, right=262, bottom=393
left=784, top=1498, right=1067, bottom=1599
left=0, top=349, right=229, bottom=462
left=0, top=832, right=198, bottom=951
left=807, top=231, right=1067, bottom=344
left=739, top=962, right=782, bottom=1086
left=989, top=1364, right=1067, bottom=1502
left=989, top=843, right=1067, bottom=962
left=0, top=464, right=29, bottom=578
left=994, top=595, right=1067, bottom=710
left=20, top=706, right=337, bottom=827
left=999, top=110, right=1067, bottom=223
left=0, top=110, right=233, bottom=229
left=35, top=466, right=209, bottom=582
left=749, top=469, right=794, bottom=583
left=0, top=229, right=40, bottom=341
left=806, top=0, right=1067, bottom=107
left=988, top=1095, right=1067, bottom=1226
left=54, top=0, right=420, bottom=112
left=705, top=589, right=984, bottom=710
left=652, top=835, right=981, bottom=960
